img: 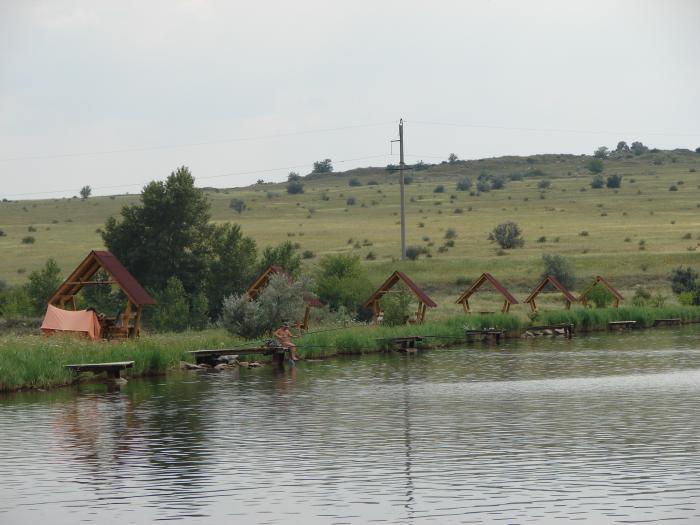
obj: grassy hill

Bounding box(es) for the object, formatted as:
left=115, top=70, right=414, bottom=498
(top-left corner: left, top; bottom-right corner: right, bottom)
left=2, top=148, right=699, bottom=316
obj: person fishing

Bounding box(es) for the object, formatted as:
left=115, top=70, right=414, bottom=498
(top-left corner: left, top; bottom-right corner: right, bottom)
left=273, top=321, right=301, bottom=361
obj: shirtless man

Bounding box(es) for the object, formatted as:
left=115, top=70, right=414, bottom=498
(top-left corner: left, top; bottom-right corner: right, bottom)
left=273, top=322, right=300, bottom=361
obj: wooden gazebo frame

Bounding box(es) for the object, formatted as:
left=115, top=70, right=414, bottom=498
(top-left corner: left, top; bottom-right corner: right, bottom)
left=455, top=272, right=519, bottom=314
left=48, top=250, right=155, bottom=338
left=246, top=265, right=322, bottom=329
left=363, top=271, right=437, bottom=324
left=579, top=276, right=624, bottom=308
left=524, top=275, right=577, bottom=311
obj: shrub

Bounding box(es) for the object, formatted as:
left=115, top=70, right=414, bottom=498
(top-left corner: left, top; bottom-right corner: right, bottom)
left=312, top=159, right=333, bottom=174
left=594, top=146, right=609, bottom=158
left=583, top=285, right=614, bottom=308
left=287, top=180, right=304, bottom=194
left=365, top=251, right=376, bottom=260
left=381, top=287, right=413, bottom=326
left=403, top=175, right=413, bottom=185
left=445, top=239, right=455, bottom=247
left=541, top=254, right=576, bottom=289
left=489, top=221, right=524, bottom=249
left=27, top=225, right=37, bottom=232
left=287, top=172, right=302, bottom=182
left=476, top=180, right=490, bottom=193
left=0, top=229, right=5, bottom=237
left=346, top=197, right=356, bottom=206
left=579, top=231, right=589, bottom=236
left=669, top=266, right=699, bottom=295
left=222, top=273, right=310, bottom=338
left=537, top=236, right=547, bottom=243
left=630, top=141, right=649, bottom=155
left=606, top=174, right=622, bottom=188
left=229, top=198, right=246, bottom=214
left=315, top=254, right=372, bottom=313
left=590, top=174, right=605, bottom=188
left=537, top=179, right=551, bottom=190
left=148, top=277, right=191, bottom=332
left=632, top=287, right=652, bottom=307
left=302, top=250, right=315, bottom=259
left=21, top=236, right=35, bottom=244
left=26, top=258, right=62, bottom=315
left=587, top=158, right=604, bottom=174
left=433, top=185, right=445, bottom=193
left=348, top=177, right=362, bottom=187
left=445, top=228, right=457, bottom=239
left=669, top=185, right=678, bottom=192
left=490, top=175, right=506, bottom=190
left=405, top=245, right=425, bottom=260
left=456, top=178, right=472, bottom=191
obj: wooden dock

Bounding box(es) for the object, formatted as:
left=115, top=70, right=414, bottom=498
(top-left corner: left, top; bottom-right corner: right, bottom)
left=524, top=323, right=574, bottom=338
left=385, top=336, right=425, bottom=352
left=653, top=318, right=682, bottom=327
left=465, top=329, right=505, bottom=344
left=608, top=320, right=637, bottom=330
left=64, top=361, right=134, bottom=379
left=189, top=345, right=289, bottom=366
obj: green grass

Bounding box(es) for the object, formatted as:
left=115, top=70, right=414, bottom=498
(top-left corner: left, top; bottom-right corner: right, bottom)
left=537, top=305, right=700, bottom=331
left=0, top=330, right=243, bottom=392
left=2, top=149, right=700, bottom=303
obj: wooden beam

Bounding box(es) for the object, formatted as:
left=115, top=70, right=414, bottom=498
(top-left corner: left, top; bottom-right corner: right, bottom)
left=66, top=280, right=118, bottom=285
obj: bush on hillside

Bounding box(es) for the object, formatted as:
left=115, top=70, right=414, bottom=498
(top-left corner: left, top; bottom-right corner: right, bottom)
left=669, top=266, right=699, bottom=295
left=456, top=178, right=472, bottom=191
left=590, top=174, right=605, bottom=189
left=541, top=254, right=576, bottom=290
left=587, top=158, right=604, bottom=174
left=381, top=287, right=414, bottom=326
left=348, top=178, right=362, bottom=187
left=287, top=180, right=304, bottom=194
left=583, top=285, right=614, bottom=308
left=489, top=222, right=524, bottom=249
left=606, top=174, right=622, bottom=188
left=315, top=254, right=372, bottom=313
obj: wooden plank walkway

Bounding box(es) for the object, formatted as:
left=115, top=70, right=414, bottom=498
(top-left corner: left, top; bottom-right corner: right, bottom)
left=465, top=329, right=505, bottom=344
left=189, top=346, right=288, bottom=365
left=653, top=318, right=682, bottom=327
left=385, top=336, right=425, bottom=352
left=525, top=323, right=574, bottom=338
left=608, top=320, right=637, bottom=330
left=64, top=361, right=134, bottom=379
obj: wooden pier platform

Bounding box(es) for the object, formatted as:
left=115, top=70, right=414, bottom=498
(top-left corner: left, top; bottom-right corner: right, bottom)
left=608, top=320, right=637, bottom=330
left=524, top=323, right=574, bottom=338
left=465, top=329, right=505, bottom=344
left=653, top=318, right=682, bottom=327
left=189, top=345, right=289, bottom=366
left=385, top=336, right=425, bottom=352
left=65, top=361, right=134, bottom=379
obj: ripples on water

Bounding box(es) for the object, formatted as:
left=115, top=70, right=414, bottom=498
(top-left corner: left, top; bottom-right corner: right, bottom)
left=1, top=328, right=700, bottom=524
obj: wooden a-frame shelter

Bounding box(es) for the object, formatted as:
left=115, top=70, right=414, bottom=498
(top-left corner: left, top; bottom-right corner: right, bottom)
left=363, top=271, right=437, bottom=324
left=524, top=275, right=577, bottom=311
left=579, top=276, right=624, bottom=308
left=246, top=265, right=322, bottom=329
left=48, top=250, right=155, bottom=338
left=455, top=272, right=519, bottom=314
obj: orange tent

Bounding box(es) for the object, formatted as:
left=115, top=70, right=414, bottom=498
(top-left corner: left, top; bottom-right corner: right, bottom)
left=41, top=304, right=101, bottom=341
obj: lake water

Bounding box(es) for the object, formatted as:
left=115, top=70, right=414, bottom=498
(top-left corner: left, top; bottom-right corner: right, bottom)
left=1, top=327, right=700, bottom=524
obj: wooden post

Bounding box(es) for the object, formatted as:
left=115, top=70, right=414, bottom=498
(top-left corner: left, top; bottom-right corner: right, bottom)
left=302, top=305, right=310, bottom=330
left=134, top=305, right=142, bottom=337
left=123, top=300, right=132, bottom=337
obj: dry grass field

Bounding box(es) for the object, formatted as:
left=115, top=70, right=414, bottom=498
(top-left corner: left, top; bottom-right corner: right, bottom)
left=2, top=148, right=699, bottom=317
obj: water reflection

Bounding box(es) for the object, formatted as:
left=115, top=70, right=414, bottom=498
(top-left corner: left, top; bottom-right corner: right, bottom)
left=1, top=327, right=700, bottom=524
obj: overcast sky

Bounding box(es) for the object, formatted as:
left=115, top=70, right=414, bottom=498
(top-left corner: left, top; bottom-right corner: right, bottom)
left=1, top=0, right=699, bottom=199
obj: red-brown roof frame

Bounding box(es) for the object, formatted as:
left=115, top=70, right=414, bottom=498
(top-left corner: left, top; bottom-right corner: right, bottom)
left=363, top=270, right=438, bottom=309
left=455, top=272, right=518, bottom=313
left=524, top=275, right=577, bottom=311
left=48, top=250, right=155, bottom=308
left=579, top=275, right=624, bottom=307
left=246, top=265, right=322, bottom=308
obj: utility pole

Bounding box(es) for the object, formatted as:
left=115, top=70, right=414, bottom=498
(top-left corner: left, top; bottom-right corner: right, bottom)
left=399, top=119, right=406, bottom=260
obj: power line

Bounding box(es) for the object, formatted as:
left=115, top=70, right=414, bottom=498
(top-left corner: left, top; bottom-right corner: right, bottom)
left=3, top=153, right=392, bottom=198
left=0, top=121, right=397, bottom=163
left=409, top=120, right=700, bottom=137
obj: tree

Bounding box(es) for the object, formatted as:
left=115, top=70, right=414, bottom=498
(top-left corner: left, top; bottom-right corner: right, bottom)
left=489, top=222, right=524, bottom=249
left=80, top=185, right=92, bottom=200
left=206, top=223, right=258, bottom=317
left=696, top=147, right=700, bottom=154
left=312, top=159, right=333, bottom=174
left=27, top=258, right=62, bottom=315
left=587, top=158, right=604, bottom=174
left=456, top=177, right=472, bottom=191
left=315, top=254, right=372, bottom=313
left=615, top=141, right=629, bottom=153
left=287, top=172, right=302, bottom=182
left=669, top=266, right=699, bottom=295
left=222, top=274, right=310, bottom=338
left=348, top=177, right=362, bottom=187
left=102, top=166, right=213, bottom=298
left=590, top=174, right=605, bottom=189
left=448, top=153, right=458, bottom=163
left=490, top=175, right=506, bottom=190
left=287, top=180, right=304, bottom=194
left=630, top=141, right=649, bottom=155
left=147, top=277, right=190, bottom=332
left=606, top=174, right=623, bottom=188
left=229, top=198, right=246, bottom=214
left=594, top=146, right=609, bottom=159
left=541, top=254, right=575, bottom=290
left=258, top=241, right=301, bottom=276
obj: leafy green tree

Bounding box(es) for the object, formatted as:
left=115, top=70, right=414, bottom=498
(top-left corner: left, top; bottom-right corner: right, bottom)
left=287, top=172, right=302, bottom=181
left=541, top=254, right=575, bottom=290
left=594, top=146, right=609, bottom=158
left=583, top=285, right=614, bottom=308
left=80, top=270, right=125, bottom=315
left=456, top=177, right=472, bottom=191
left=448, top=153, right=458, bottom=163
left=207, top=223, right=257, bottom=317
left=102, top=166, right=212, bottom=297
left=606, top=174, right=623, bottom=188
left=630, top=141, right=649, bottom=155
left=0, top=285, right=33, bottom=317
left=287, top=180, right=304, bottom=194
left=489, top=222, right=524, bottom=249
left=615, top=141, right=629, bottom=153
left=590, top=174, right=605, bottom=188
left=80, top=185, right=92, bottom=200
left=258, top=241, right=301, bottom=276
left=669, top=266, right=699, bottom=295
left=587, top=158, right=604, bottom=174
left=312, top=159, right=333, bottom=174
left=315, top=254, right=372, bottom=313
left=381, top=286, right=413, bottom=326
left=27, top=258, right=62, bottom=315
left=148, top=277, right=190, bottom=332
left=229, top=198, right=246, bottom=214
